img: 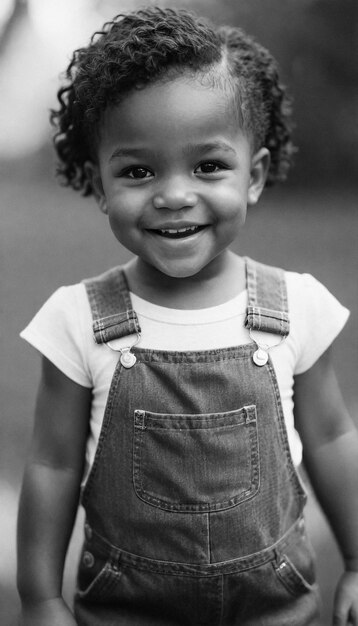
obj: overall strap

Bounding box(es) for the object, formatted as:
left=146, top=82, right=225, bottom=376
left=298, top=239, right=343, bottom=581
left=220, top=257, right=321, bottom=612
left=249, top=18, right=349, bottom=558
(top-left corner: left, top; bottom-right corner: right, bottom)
left=244, top=257, right=290, bottom=337
left=83, top=267, right=141, bottom=344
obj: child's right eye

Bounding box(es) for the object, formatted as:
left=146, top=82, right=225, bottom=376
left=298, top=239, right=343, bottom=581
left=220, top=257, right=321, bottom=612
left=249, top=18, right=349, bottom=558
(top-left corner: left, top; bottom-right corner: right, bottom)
left=123, top=167, right=153, bottom=179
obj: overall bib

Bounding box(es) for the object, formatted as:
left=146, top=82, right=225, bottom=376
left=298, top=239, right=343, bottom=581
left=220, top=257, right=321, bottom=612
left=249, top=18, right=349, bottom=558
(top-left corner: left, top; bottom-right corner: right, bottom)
left=74, top=257, right=321, bottom=625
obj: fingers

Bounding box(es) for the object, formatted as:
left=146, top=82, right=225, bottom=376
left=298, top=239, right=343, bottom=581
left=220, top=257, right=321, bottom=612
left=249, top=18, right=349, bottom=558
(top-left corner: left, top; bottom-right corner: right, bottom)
left=333, top=603, right=358, bottom=625
left=333, top=572, right=358, bottom=626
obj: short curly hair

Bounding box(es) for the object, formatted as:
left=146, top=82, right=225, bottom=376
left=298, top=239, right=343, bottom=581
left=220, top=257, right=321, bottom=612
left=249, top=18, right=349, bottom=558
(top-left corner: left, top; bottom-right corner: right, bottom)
left=51, top=6, right=295, bottom=196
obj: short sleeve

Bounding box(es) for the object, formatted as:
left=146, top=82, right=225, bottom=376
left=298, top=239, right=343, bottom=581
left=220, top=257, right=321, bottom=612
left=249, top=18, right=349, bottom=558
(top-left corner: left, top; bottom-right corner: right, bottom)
left=20, top=284, right=93, bottom=388
left=287, top=273, right=350, bottom=375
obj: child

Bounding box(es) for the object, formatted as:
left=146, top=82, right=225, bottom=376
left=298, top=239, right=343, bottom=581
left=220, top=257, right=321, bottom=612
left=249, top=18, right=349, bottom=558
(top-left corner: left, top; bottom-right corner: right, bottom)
left=17, top=7, right=358, bottom=626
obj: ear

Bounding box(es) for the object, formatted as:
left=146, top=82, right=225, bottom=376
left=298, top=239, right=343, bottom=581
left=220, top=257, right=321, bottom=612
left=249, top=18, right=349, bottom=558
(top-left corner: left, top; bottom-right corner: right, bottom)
left=247, top=148, right=271, bottom=206
left=84, top=161, right=108, bottom=214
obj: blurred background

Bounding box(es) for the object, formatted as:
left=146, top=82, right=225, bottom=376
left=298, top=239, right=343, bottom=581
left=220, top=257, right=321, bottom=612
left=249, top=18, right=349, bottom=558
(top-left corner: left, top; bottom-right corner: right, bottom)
left=1, top=0, right=357, bottom=623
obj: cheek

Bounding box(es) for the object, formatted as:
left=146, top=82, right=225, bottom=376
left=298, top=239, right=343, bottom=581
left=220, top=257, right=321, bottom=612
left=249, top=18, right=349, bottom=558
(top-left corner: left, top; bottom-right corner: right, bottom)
left=106, top=190, right=139, bottom=226
left=213, top=186, right=248, bottom=223
left=107, top=211, right=137, bottom=243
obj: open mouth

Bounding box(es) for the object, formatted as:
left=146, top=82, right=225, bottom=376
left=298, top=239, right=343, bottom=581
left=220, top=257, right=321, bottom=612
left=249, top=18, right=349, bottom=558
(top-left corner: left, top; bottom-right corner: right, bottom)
left=148, top=225, right=207, bottom=239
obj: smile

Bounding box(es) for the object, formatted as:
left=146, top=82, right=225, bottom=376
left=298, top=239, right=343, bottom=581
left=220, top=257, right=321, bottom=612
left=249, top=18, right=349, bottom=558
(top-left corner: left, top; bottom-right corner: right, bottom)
left=148, top=225, right=207, bottom=239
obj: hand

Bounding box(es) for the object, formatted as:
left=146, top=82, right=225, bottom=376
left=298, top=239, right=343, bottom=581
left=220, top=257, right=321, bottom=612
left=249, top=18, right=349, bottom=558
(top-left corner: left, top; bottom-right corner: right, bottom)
left=19, top=597, right=77, bottom=626
left=333, top=571, right=358, bottom=625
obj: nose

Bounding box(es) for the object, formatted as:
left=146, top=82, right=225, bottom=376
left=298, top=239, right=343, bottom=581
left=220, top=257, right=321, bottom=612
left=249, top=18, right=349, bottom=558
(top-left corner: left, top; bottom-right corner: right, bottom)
left=153, top=176, right=197, bottom=211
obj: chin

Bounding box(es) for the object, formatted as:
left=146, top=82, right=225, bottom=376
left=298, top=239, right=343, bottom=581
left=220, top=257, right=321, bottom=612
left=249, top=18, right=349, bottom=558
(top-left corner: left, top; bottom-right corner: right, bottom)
left=156, top=263, right=203, bottom=279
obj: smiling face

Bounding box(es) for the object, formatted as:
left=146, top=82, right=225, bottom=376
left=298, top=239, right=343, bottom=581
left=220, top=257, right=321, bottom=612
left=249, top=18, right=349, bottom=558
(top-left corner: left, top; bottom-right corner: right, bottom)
left=92, top=74, right=269, bottom=283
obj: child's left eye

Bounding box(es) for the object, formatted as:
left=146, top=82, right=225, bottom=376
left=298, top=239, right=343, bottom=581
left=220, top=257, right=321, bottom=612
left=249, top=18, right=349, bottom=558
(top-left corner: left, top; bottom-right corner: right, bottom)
left=195, top=162, right=225, bottom=174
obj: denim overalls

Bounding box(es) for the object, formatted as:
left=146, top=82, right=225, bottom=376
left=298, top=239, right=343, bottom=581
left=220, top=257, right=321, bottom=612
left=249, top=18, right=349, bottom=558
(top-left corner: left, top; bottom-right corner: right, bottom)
left=74, top=257, right=321, bottom=625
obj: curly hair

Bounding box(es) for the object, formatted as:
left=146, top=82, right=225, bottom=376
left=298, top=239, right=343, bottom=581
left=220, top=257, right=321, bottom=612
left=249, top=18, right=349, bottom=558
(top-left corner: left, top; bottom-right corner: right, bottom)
left=50, top=6, right=295, bottom=196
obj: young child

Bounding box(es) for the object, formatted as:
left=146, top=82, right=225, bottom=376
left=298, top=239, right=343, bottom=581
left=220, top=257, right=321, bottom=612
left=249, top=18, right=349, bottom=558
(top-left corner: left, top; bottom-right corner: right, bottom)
left=17, top=7, right=358, bottom=626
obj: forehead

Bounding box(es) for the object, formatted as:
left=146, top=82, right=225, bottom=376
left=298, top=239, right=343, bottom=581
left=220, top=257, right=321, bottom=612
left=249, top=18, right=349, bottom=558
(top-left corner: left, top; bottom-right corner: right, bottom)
left=99, top=76, right=244, bottom=152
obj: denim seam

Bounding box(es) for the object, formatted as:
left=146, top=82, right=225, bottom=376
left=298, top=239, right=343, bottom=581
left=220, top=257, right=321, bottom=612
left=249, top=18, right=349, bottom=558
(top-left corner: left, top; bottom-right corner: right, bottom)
left=81, top=359, right=122, bottom=507
left=131, top=345, right=257, bottom=364
left=245, top=256, right=258, bottom=308
left=218, top=574, right=224, bottom=626
left=85, top=282, right=101, bottom=326
left=206, top=512, right=211, bottom=564
left=138, top=405, right=252, bottom=423
left=266, top=357, right=306, bottom=506
left=85, top=518, right=305, bottom=576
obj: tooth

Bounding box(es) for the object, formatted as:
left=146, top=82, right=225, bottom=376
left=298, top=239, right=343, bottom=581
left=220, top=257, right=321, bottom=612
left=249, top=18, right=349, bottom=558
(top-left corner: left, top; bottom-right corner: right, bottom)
left=158, top=226, right=200, bottom=235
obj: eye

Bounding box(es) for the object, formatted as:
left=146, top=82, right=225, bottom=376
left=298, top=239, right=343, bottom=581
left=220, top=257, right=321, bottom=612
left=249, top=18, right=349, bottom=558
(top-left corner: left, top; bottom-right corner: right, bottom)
left=123, top=166, right=153, bottom=179
left=195, top=161, right=227, bottom=175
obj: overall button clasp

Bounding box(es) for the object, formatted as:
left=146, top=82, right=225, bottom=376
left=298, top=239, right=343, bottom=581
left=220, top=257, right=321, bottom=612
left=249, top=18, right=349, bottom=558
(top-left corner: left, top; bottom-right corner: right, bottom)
left=106, top=332, right=141, bottom=369
left=249, top=329, right=285, bottom=367
left=253, top=347, right=268, bottom=366
left=120, top=347, right=137, bottom=368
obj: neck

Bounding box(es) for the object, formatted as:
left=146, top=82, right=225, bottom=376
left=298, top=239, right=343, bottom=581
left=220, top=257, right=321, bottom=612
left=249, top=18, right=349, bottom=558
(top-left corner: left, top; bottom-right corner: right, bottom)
left=124, top=251, right=246, bottom=309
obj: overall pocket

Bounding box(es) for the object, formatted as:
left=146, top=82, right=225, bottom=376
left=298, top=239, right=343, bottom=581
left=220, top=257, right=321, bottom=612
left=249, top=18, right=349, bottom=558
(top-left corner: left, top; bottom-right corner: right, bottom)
left=133, top=404, right=259, bottom=512
left=272, top=520, right=318, bottom=598
left=76, top=539, right=122, bottom=602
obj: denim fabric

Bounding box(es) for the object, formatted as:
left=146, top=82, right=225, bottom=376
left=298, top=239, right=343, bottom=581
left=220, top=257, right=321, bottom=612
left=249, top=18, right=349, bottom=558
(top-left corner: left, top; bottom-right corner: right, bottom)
left=245, top=257, right=290, bottom=336
left=84, top=268, right=141, bottom=343
left=75, top=258, right=320, bottom=625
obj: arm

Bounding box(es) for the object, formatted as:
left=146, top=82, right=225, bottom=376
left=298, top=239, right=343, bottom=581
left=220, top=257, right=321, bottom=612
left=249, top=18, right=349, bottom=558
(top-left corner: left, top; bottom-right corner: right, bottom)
left=294, top=347, right=358, bottom=625
left=17, top=357, right=92, bottom=625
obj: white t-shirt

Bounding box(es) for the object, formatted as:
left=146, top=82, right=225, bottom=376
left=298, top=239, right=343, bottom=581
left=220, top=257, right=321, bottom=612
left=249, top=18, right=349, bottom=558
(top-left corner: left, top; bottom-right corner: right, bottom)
left=20, top=270, right=349, bottom=477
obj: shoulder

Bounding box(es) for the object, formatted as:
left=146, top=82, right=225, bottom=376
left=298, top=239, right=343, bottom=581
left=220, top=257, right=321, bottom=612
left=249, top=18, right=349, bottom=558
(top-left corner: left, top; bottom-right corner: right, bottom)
left=40, top=265, right=124, bottom=317
left=285, top=270, right=320, bottom=303
left=20, top=282, right=93, bottom=387
left=30, top=282, right=91, bottom=328
left=21, top=280, right=91, bottom=343
left=47, top=281, right=88, bottom=309
left=283, top=270, right=349, bottom=374
left=284, top=270, right=348, bottom=318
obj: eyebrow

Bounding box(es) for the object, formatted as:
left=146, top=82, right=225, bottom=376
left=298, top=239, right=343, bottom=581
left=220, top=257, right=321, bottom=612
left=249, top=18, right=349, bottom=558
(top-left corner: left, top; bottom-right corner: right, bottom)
left=109, top=141, right=237, bottom=163
left=184, top=141, right=237, bottom=156
left=109, top=148, right=147, bottom=161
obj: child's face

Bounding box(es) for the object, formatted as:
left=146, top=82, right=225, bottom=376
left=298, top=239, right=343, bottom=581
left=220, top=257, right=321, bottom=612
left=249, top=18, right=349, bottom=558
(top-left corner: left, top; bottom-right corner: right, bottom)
left=92, top=75, right=269, bottom=279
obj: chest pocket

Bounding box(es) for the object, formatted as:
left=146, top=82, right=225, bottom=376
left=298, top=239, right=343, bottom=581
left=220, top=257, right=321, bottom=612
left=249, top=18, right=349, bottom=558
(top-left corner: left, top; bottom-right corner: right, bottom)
left=133, top=404, right=259, bottom=513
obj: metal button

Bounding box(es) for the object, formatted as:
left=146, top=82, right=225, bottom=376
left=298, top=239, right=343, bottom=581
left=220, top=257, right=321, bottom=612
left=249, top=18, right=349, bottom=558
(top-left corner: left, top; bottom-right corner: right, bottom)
left=253, top=348, right=268, bottom=366
left=83, top=551, right=95, bottom=568
left=120, top=350, right=136, bottom=368
left=84, top=523, right=92, bottom=540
